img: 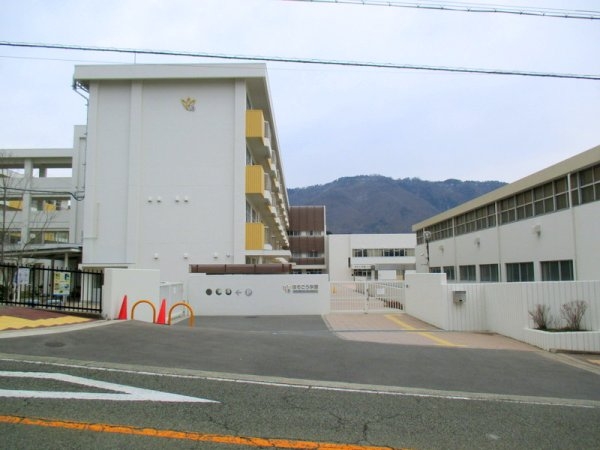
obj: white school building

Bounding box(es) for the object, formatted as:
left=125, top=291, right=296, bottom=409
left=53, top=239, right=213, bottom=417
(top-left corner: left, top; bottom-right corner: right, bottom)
left=412, top=144, right=600, bottom=283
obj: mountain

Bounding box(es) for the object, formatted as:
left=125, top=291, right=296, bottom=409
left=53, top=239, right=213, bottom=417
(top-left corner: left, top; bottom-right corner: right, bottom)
left=288, top=175, right=506, bottom=234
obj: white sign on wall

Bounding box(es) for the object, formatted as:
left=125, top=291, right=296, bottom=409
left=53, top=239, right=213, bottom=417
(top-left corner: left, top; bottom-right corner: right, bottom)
left=188, top=274, right=330, bottom=316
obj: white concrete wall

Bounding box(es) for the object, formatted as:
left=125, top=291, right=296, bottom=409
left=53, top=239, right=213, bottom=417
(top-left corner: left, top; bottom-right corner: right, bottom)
left=327, top=235, right=351, bottom=280
left=82, top=74, right=248, bottom=282
left=102, top=268, right=160, bottom=322
left=404, top=273, right=448, bottom=329
left=187, top=274, right=330, bottom=316
left=405, top=273, right=600, bottom=351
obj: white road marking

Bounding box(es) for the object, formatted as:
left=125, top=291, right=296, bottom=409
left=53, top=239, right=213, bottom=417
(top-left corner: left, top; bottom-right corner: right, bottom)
left=0, top=371, right=218, bottom=403
left=1, top=356, right=599, bottom=409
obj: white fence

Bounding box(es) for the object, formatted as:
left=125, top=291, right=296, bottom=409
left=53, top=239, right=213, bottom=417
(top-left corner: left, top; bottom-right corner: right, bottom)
left=330, top=281, right=405, bottom=313
left=404, top=273, right=600, bottom=352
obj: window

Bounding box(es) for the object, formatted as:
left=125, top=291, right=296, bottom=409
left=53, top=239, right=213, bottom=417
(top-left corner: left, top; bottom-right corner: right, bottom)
left=429, top=267, right=441, bottom=273
left=506, top=262, right=534, bottom=282
left=499, top=197, right=516, bottom=224
left=533, top=182, right=555, bottom=216
left=443, top=266, right=455, bottom=281
left=459, top=265, right=476, bottom=281
left=541, top=260, right=574, bottom=281
left=352, top=248, right=415, bottom=257
left=554, top=177, right=569, bottom=211
left=480, top=264, right=499, bottom=282
left=571, top=163, right=600, bottom=206
left=455, top=204, right=497, bottom=236
left=29, top=230, right=69, bottom=244
left=430, top=219, right=454, bottom=241
left=516, top=190, right=533, bottom=220
left=353, top=269, right=371, bottom=279
left=246, top=202, right=259, bottom=223
left=1, top=229, right=21, bottom=245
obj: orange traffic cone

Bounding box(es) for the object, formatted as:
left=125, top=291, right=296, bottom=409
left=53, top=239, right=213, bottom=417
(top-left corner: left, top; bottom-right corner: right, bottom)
left=156, top=299, right=167, bottom=325
left=118, top=295, right=128, bottom=320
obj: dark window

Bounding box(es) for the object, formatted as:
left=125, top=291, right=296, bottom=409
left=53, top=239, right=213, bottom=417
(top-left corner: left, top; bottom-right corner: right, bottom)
left=541, top=260, right=574, bottom=281
left=459, top=265, right=476, bottom=281
left=443, top=266, right=456, bottom=281
left=480, top=264, right=499, bottom=282
left=506, top=262, right=534, bottom=282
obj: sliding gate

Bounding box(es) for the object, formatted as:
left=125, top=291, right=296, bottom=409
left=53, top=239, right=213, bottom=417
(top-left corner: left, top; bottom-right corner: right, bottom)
left=330, top=280, right=405, bottom=313
left=0, top=264, right=103, bottom=315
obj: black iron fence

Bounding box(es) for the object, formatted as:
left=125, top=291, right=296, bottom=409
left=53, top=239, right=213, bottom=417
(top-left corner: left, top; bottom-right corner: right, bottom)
left=0, top=264, right=103, bottom=315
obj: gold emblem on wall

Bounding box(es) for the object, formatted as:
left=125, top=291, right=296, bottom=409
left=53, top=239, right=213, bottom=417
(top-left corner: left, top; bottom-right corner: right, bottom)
left=180, top=97, right=196, bottom=112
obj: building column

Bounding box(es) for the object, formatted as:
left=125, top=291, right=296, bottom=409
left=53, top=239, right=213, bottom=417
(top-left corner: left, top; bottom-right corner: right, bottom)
left=21, top=159, right=33, bottom=247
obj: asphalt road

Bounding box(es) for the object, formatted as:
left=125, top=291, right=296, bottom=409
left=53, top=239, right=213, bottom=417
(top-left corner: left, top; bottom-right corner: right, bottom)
left=1, top=316, right=599, bottom=449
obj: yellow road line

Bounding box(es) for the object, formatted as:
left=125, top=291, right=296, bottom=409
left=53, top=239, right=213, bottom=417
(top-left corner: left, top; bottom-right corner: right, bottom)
left=0, top=415, right=406, bottom=450
left=0, top=315, right=91, bottom=331
left=385, top=315, right=463, bottom=348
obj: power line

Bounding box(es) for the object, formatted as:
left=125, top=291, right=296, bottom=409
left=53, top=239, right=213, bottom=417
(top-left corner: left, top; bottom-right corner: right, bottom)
left=1, top=40, right=599, bottom=81
left=288, top=0, right=600, bottom=20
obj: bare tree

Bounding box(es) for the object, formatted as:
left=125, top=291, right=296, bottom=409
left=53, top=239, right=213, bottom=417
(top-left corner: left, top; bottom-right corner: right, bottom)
left=1, top=152, right=58, bottom=301
left=529, top=304, right=555, bottom=330
left=560, top=300, right=588, bottom=331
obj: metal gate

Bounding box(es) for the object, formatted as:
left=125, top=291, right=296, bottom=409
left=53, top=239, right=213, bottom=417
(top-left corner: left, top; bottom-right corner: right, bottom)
left=0, top=264, right=103, bottom=315
left=330, top=280, right=405, bottom=313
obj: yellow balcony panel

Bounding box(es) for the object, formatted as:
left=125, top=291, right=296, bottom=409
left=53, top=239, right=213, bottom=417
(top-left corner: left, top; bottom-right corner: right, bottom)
left=245, top=165, right=265, bottom=195
left=246, top=110, right=272, bottom=160
left=246, top=110, right=265, bottom=139
left=245, top=222, right=265, bottom=250
left=8, top=200, right=23, bottom=210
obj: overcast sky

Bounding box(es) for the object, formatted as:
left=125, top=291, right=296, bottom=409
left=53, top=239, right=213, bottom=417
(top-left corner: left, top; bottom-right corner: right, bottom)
left=1, top=0, right=598, bottom=188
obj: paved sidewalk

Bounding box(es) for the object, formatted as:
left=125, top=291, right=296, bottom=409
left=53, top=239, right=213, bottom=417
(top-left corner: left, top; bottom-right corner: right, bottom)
left=325, top=313, right=537, bottom=351
left=0, top=306, right=95, bottom=332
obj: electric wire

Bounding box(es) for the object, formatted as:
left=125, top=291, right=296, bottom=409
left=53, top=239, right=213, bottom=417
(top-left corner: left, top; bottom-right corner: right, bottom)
left=288, top=0, right=600, bottom=20
left=1, top=41, right=599, bottom=81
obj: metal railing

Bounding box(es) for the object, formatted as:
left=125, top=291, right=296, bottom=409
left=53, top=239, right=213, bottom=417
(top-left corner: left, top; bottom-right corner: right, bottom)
left=0, top=264, right=103, bottom=314
left=330, top=280, right=405, bottom=313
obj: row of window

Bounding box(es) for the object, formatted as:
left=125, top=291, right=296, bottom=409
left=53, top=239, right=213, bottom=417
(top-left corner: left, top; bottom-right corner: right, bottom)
left=2, top=229, right=70, bottom=245
left=430, top=260, right=574, bottom=282
left=4, top=198, right=72, bottom=212
left=292, top=251, right=323, bottom=258
left=288, top=230, right=325, bottom=237
left=352, top=248, right=415, bottom=257
left=417, top=162, right=600, bottom=244
left=498, top=177, right=569, bottom=225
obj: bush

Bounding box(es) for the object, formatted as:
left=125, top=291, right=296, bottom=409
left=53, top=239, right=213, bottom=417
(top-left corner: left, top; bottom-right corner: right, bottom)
left=529, top=304, right=554, bottom=330
left=560, top=300, right=588, bottom=331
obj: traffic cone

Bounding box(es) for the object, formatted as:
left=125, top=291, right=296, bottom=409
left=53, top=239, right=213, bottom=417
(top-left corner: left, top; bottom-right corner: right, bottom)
left=156, top=299, right=167, bottom=325
left=118, top=295, right=128, bottom=320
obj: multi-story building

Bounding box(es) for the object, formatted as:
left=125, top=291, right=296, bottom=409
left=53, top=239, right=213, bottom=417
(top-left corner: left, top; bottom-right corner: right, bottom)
left=412, top=144, right=600, bottom=282
left=288, top=206, right=327, bottom=274
left=0, top=127, right=86, bottom=267
left=327, top=233, right=416, bottom=281
left=72, top=63, right=291, bottom=281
